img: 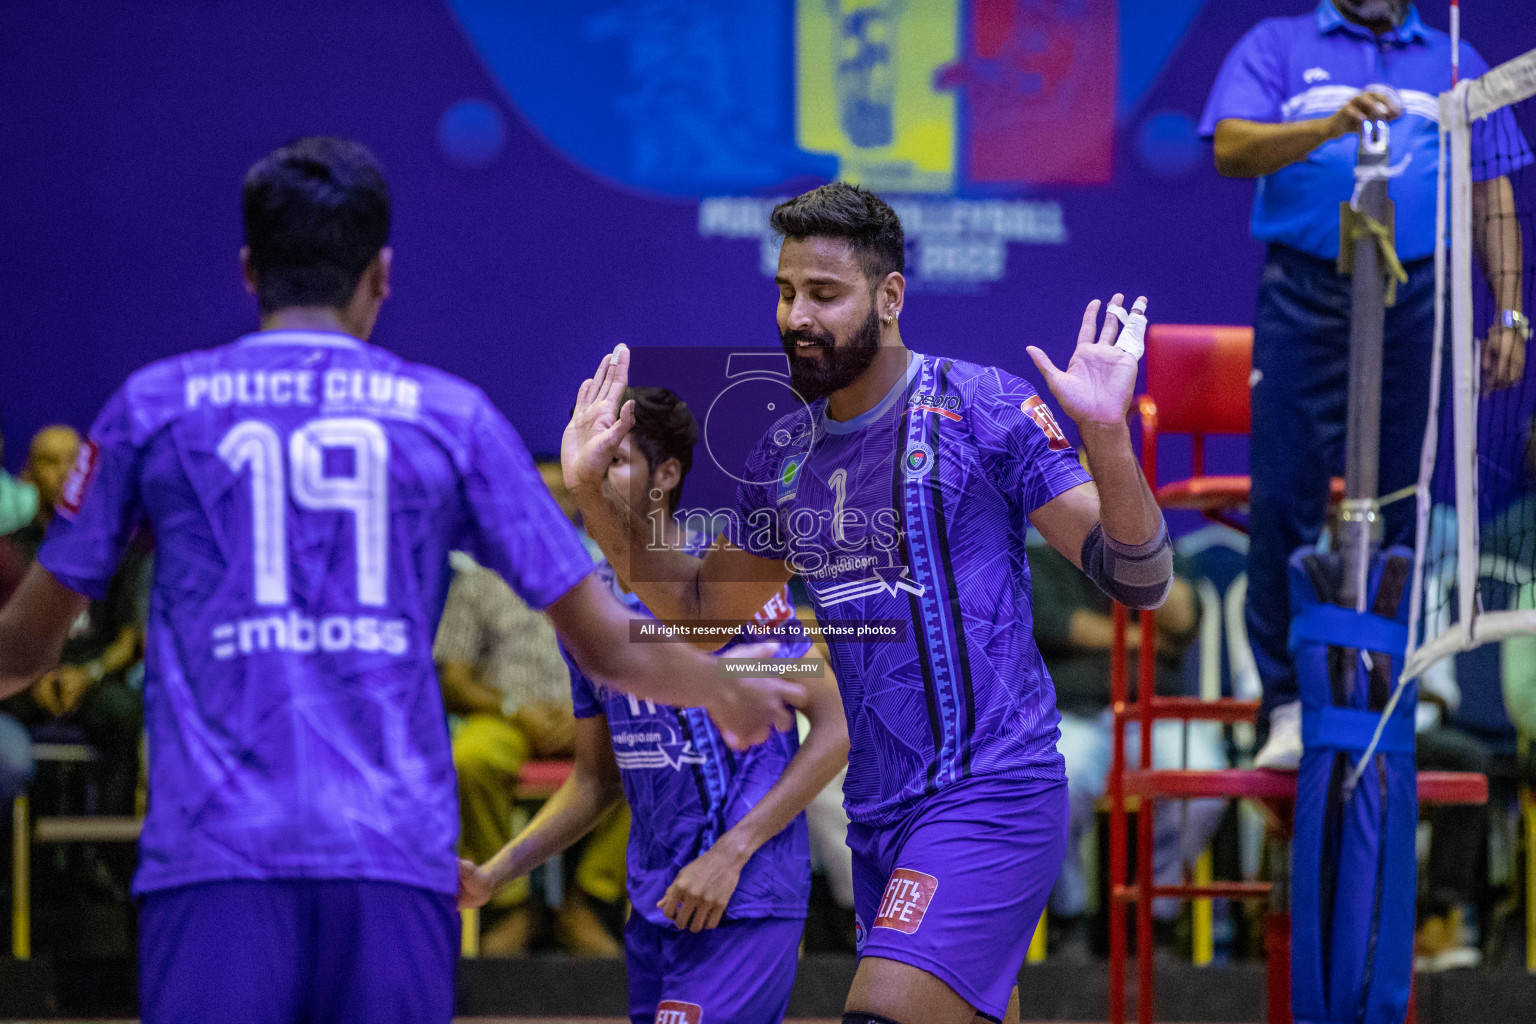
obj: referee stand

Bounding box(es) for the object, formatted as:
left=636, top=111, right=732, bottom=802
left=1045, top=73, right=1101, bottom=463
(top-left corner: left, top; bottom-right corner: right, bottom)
left=1106, top=123, right=1488, bottom=1024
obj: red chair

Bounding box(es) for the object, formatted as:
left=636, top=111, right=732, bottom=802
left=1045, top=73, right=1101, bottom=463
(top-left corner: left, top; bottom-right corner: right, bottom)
left=1107, top=325, right=1487, bottom=1024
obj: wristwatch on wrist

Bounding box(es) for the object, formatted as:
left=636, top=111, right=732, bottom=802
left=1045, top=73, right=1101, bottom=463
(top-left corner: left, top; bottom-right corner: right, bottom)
left=1500, top=309, right=1531, bottom=341
left=85, top=659, right=107, bottom=683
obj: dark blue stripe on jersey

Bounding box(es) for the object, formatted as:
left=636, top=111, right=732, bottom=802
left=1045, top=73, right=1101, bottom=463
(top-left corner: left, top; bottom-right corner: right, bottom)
left=900, top=358, right=963, bottom=788
left=674, top=709, right=723, bottom=849
left=892, top=375, right=944, bottom=790
left=930, top=359, right=977, bottom=779
left=906, top=361, right=961, bottom=785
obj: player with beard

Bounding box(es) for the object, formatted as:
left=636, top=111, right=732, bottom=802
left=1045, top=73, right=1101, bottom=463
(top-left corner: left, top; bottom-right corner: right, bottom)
left=564, top=182, right=1170, bottom=1024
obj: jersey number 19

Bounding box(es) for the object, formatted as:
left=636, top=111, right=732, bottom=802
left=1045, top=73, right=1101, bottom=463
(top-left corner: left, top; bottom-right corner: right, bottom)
left=218, top=416, right=390, bottom=608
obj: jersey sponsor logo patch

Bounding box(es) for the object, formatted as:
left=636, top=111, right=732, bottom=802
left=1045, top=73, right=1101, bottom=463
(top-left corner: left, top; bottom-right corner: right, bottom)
left=1020, top=395, right=1070, bottom=451
left=875, top=868, right=938, bottom=934
left=813, top=565, right=925, bottom=606
left=656, top=1000, right=704, bottom=1024
left=907, top=390, right=963, bottom=421
left=1304, top=66, right=1330, bottom=84
left=56, top=440, right=101, bottom=519
left=903, top=441, right=934, bottom=478
left=609, top=715, right=707, bottom=771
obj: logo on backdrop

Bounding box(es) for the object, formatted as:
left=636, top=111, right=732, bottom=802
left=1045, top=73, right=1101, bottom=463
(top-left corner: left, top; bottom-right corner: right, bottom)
left=447, top=0, right=1212, bottom=290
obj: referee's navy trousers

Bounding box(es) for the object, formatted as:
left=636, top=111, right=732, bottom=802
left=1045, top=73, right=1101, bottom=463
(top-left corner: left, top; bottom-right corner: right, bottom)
left=1247, top=243, right=1436, bottom=714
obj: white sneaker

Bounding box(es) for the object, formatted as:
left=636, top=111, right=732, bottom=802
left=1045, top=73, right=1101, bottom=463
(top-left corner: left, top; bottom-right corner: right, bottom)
left=1254, top=700, right=1303, bottom=771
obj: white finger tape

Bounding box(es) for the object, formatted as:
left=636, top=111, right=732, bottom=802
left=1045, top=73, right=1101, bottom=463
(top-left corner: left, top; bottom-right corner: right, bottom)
left=1109, top=298, right=1148, bottom=360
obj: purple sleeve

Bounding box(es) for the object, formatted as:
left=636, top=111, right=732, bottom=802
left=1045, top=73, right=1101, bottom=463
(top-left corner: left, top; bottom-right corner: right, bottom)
left=37, top=388, right=144, bottom=601
left=1199, top=21, right=1286, bottom=137
left=564, top=647, right=603, bottom=719
left=460, top=397, right=592, bottom=610
left=970, top=372, right=1092, bottom=516
left=1464, top=44, right=1534, bottom=181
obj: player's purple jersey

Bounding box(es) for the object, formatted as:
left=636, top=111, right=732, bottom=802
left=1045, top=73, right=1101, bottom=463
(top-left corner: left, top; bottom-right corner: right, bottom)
left=734, top=353, right=1091, bottom=826
left=569, top=543, right=813, bottom=926
left=38, top=329, right=594, bottom=896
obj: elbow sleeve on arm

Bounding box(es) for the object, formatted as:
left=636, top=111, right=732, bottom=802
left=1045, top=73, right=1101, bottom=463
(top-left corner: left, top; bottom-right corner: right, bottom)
left=1079, top=522, right=1173, bottom=610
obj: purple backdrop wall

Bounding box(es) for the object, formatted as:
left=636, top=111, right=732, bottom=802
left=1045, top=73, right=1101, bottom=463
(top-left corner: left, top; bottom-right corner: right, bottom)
left=1, top=1, right=1530, bottom=496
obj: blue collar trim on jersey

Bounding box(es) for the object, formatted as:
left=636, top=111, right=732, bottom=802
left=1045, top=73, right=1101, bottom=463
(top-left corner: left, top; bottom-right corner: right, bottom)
left=1315, top=1, right=1427, bottom=44
left=821, top=350, right=921, bottom=435
left=236, top=329, right=366, bottom=349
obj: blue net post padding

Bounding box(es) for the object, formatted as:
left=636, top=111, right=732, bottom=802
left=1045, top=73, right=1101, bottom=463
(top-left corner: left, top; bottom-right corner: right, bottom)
left=1289, top=545, right=1418, bottom=1024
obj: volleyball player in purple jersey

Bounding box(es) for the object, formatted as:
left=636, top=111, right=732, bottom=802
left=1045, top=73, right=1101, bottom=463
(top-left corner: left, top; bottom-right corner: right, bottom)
left=0, top=137, right=798, bottom=1024
left=564, top=183, right=1171, bottom=1024
left=462, top=389, right=848, bottom=1024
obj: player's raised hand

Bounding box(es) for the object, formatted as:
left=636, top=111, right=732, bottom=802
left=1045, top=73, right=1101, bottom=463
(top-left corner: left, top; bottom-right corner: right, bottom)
left=707, top=642, right=803, bottom=750
left=1027, top=294, right=1146, bottom=431
left=562, top=344, right=636, bottom=492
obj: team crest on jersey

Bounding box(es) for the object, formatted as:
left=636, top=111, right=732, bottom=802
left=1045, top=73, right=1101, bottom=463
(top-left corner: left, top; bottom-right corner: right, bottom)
left=56, top=440, right=101, bottom=519
left=656, top=1001, right=704, bottom=1024
left=1020, top=395, right=1071, bottom=451
left=874, top=868, right=939, bottom=934
left=903, top=441, right=934, bottom=478
left=777, top=454, right=805, bottom=503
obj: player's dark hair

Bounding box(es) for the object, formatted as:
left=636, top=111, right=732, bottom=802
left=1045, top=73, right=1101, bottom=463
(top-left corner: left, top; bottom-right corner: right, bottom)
left=625, top=386, right=698, bottom=514
left=770, top=182, right=905, bottom=286
left=242, top=137, right=391, bottom=314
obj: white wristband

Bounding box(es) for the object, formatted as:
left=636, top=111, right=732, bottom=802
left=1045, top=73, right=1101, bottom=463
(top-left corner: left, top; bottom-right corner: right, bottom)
left=1108, top=295, right=1149, bottom=360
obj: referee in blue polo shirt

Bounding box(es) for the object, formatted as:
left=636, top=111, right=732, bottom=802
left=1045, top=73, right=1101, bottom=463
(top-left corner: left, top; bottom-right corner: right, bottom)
left=1199, top=0, right=1530, bottom=769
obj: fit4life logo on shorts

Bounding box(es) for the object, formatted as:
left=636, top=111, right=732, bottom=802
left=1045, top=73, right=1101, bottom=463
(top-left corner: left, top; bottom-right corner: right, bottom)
left=656, top=1000, right=704, bottom=1024
left=875, top=868, right=939, bottom=934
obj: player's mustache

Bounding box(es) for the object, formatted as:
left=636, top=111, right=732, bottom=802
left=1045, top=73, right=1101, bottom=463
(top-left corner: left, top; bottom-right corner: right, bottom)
left=781, top=328, right=836, bottom=351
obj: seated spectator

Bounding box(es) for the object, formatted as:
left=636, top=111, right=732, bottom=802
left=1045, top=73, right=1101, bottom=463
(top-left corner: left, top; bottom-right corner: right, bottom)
left=436, top=549, right=628, bottom=958
left=0, top=424, right=40, bottom=539
left=1027, top=536, right=1222, bottom=957
left=0, top=424, right=36, bottom=801
left=0, top=426, right=145, bottom=818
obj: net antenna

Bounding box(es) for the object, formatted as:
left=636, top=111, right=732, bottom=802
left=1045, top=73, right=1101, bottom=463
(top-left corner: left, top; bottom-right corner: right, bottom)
left=1356, top=47, right=1536, bottom=788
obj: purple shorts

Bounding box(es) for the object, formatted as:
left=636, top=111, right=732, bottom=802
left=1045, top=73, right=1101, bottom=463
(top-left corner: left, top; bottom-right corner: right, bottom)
left=625, top=913, right=804, bottom=1024
left=848, top=774, right=1068, bottom=1020
left=138, top=879, right=457, bottom=1024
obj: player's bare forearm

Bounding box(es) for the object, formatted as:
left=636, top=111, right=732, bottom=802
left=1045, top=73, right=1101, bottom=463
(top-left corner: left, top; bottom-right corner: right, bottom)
left=709, top=674, right=849, bottom=865
left=572, top=477, right=710, bottom=622
left=573, top=482, right=790, bottom=635
left=481, top=718, right=623, bottom=891
left=1079, top=421, right=1163, bottom=547
left=1213, top=117, right=1333, bottom=178
left=547, top=574, right=801, bottom=747
left=0, top=564, right=88, bottom=699
left=1473, top=176, right=1523, bottom=314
